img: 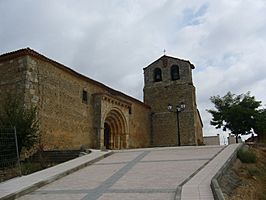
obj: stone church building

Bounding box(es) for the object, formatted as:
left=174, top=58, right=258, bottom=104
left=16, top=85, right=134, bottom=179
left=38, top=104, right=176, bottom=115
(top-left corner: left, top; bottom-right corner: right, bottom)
left=0, top=48, right=203, bottom=150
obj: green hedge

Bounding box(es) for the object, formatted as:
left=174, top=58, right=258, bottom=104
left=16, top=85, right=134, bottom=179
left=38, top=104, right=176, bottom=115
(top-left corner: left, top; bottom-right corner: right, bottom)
left=237, top=148, right=256, bottom=163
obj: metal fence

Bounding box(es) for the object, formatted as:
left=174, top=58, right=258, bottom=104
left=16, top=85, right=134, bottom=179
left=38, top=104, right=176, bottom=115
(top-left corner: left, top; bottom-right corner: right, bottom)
left=0, top=127, right=21, bottom=182
left=0, top=128, right=83, bottom=183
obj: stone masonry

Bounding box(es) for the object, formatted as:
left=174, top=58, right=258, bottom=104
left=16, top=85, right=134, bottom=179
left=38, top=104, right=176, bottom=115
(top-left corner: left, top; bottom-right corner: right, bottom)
left=0, top=48, right=203, bottom=151
left=0, top=49, right=150, bottom=150
left=143, top=55, right=203, bottom=146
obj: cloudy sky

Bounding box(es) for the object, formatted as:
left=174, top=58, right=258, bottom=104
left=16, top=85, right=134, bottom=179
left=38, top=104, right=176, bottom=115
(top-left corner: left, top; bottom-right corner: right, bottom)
left=1, top=0, right=266, bottom=137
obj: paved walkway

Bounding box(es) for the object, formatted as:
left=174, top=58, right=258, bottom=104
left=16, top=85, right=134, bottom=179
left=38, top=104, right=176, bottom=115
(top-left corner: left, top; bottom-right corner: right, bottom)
left=0, top=150, right=112, bottom=200
left=181, top=144, right=240, bottom=200
left=0, top=144, right=241, bottom=200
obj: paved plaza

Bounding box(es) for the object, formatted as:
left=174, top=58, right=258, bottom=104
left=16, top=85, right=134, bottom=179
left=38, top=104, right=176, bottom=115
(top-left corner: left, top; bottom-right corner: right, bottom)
left=13, top=146, right=226, bottom=200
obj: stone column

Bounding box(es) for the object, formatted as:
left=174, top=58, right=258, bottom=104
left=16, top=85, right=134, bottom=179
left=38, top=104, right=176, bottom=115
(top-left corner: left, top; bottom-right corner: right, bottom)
left=100, top=127, right=105, bottom=150
left=126, top=133, right=129, bottom=148
left=118, top=135, right=121, bottom=149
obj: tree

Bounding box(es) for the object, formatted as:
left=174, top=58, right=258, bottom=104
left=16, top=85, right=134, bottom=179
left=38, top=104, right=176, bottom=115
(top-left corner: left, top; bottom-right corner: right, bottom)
left=207, top=92, right=261, bottom=143
left=0, top=94, right=39, bottom=154
left=254, top=109, right=266, bottom=142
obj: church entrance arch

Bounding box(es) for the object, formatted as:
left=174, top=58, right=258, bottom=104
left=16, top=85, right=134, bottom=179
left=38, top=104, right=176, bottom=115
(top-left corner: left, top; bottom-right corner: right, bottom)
left=103, top=109, right=127, bottom=149
left=104, top=123, right=111, bottom=149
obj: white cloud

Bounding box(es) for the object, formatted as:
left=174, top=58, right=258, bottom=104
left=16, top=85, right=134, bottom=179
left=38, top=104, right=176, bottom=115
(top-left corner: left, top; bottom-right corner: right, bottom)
left=1, top=0, right=266, bottom=136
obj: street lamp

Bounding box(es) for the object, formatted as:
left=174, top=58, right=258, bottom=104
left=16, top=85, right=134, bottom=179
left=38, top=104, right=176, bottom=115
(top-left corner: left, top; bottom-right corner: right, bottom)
left=167, top=102, right=186, bottom=146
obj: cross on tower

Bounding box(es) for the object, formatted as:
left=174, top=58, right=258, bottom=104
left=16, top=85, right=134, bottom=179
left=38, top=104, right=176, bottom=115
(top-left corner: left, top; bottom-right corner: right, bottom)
left=163, top=49, right=166, bottom=55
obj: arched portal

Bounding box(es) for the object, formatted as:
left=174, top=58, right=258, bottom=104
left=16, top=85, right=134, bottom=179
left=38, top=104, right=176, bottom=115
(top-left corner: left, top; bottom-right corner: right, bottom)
left=104, top=123, right=111, bottom=149
left=103, top=109, right=128, bottom=149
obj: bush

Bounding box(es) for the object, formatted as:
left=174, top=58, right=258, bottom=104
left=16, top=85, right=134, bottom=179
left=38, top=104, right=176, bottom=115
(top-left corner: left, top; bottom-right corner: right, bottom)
left=237, top=148, right=256, bottom=163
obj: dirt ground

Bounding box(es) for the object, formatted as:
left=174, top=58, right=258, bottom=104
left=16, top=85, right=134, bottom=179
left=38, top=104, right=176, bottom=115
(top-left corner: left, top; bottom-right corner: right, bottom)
left=220, top=144, right=266, bottom=200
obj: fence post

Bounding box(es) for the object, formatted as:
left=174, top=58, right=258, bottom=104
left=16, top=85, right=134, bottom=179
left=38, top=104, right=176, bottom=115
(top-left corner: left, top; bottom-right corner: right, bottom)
left=14, top=127, right=22, bottom=176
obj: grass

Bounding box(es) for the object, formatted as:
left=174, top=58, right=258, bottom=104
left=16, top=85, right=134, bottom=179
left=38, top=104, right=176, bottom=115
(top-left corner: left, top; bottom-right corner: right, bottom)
left=20, top=162, right=44, bottom=175
left=0, top=161, right=56, bottom=183
left=247, top=167, right=260, bottom=176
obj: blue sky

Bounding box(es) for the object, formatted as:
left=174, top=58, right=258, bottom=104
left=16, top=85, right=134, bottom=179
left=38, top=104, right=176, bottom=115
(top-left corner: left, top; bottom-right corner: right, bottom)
left=1, top=0, right=266, bottom=136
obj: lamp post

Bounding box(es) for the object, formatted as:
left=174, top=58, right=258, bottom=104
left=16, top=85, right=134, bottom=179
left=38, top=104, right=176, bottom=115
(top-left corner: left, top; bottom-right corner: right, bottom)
left=167, top=102, right=186, bottom=146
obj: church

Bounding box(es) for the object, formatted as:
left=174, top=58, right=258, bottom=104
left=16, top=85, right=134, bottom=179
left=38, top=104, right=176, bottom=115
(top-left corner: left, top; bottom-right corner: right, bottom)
left=0, top=48, right=203, bottom=150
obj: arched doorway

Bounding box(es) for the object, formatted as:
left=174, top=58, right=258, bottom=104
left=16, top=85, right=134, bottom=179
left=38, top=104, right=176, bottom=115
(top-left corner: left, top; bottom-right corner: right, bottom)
left=103, top=109, right=127, bottom=149
left=104, top=123, right=111, bottom=149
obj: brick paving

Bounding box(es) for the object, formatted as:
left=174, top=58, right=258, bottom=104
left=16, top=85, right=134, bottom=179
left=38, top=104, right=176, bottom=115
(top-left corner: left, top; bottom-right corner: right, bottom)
left=13, top=146, right=225, bottom=200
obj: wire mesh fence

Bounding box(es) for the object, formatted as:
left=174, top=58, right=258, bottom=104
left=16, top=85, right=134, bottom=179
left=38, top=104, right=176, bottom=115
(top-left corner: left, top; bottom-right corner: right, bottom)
left=0, top=127, right=21, bottom=182
left=0, top=128, right=83, bottom=183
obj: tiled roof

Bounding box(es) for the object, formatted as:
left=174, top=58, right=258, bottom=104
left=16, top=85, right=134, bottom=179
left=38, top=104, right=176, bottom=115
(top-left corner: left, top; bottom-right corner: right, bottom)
left=143, top=55, right=195, bottom=70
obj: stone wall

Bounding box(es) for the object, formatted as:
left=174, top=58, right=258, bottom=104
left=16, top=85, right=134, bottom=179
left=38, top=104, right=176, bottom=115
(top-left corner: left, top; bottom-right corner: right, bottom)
left=204, top=135, right=220, bottom=145
left=146, top=84, right=197, bottom=146
left=0, top=48, right=202, bottom=150
left=25, top=55, right=100, bottom=150
left=128, top=103, right=151, bottom=148
left=195, top=110, right=204, bottom=144
left=228, top=135, right=242, bottom=144
left=0, top=49, right=151, bottom=150
left=29, top=55, right=151, bottom=150
left=0, top=56, right=27, bottom=108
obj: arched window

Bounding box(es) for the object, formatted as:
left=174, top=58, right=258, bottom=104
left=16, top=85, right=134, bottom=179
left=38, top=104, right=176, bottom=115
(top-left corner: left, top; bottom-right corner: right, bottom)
left=154, top=68, right=162, bottom=82
left=171, top=65, right=180, bottom=80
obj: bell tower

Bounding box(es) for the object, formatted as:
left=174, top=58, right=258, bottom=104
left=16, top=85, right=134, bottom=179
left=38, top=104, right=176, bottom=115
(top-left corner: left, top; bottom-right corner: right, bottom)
left=143, top=55, right=203, bottom=146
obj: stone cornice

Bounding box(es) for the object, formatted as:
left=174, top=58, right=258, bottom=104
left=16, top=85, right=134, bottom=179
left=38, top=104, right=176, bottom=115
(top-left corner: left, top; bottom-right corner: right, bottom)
left=93, top=93, right=132, bottom=109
